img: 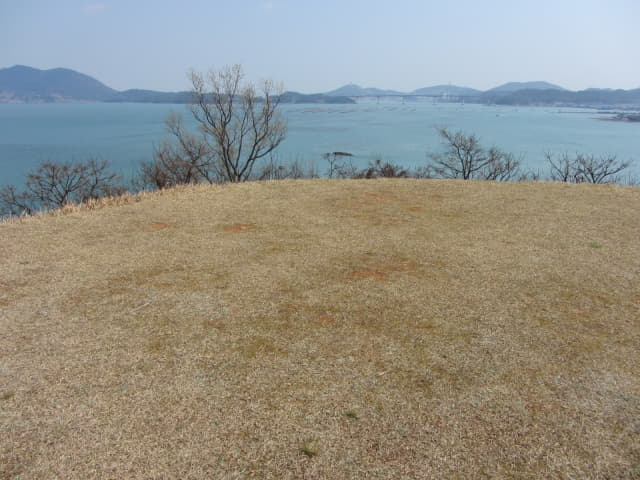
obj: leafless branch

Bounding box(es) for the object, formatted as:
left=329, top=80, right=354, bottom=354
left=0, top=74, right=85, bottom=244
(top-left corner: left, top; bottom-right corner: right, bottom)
left=545, top=152, right=631, bottom=184
left=427, top=128, right=520, bottom=181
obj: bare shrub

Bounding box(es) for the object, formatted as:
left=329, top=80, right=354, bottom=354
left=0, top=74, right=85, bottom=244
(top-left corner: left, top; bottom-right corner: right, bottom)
left=255, top=156, right=319, bottom=180
left=324, top=152, right=358, bottom=179
left=1, top=158, right=125, bottom=217
left=135, top=113, right=214, bottom=190
left=323, top=153, right=408, bottom=179
left=575, top=154, right=630, bottom=184
left=545, top=153, right=631, bottom=184
left=427, top=128, right=521, bottom=180
left=545, top=152, right=583, bottom=183
left=354, top=158, right=409, bottom=179
left=0, top=184, right=35, bottom=216
left=516, top=170, right=542, bottom=182
left=483, top=148, right=523, bottom=181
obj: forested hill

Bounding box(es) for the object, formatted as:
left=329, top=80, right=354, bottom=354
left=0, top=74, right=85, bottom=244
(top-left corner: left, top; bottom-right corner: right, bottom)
left=1, top=65, right=638, bottom=107
left=484, top=87, right=640, bottom=106
left=0, top=65, right=353, bottom=104
left=0, top=65, right=117, bottom=102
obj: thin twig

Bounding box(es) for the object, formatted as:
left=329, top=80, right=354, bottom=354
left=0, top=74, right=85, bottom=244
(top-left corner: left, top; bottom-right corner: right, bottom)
left=130, top=301, right=151, bottom=313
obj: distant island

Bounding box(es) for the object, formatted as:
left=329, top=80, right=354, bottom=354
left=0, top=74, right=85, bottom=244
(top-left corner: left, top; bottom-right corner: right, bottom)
left=325, top=82, right=640, bottom=109
left=602, top=112, right=640, bottom=122
left=0, top=65, right=355, bottom=105
left=1, top=65, right=639, bottom=109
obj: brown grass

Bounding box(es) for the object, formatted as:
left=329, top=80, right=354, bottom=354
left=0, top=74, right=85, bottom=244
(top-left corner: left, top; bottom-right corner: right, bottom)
left=1, top=179, right=639, bottom=479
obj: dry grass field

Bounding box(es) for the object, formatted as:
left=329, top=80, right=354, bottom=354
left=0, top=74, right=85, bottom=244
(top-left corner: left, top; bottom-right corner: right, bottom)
left=1, top=179, right=639, bottom=479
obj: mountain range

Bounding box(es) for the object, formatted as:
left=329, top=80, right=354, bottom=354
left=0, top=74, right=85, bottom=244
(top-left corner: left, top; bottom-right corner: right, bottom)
left=0, top=66, right=354, bottom=105
left=1, top=65, right=639, bottom=107
left=324, top=82, right=565, bottom=98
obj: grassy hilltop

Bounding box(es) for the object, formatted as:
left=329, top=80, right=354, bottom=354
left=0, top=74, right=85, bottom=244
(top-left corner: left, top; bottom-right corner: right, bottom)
left=1, top=179, right=639, bottom=478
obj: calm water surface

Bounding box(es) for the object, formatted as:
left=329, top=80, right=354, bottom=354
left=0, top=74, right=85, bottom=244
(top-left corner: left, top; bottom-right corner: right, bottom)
left=1, top=101, right=638, bottom=187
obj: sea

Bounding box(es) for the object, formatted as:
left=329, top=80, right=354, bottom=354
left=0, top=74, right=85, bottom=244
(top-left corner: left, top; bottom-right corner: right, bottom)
left=1, top=100, right=638, bottom=188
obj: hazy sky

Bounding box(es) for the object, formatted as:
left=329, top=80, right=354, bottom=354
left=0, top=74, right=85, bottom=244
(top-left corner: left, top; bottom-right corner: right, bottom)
left=2, top=0, right=639, bottom=93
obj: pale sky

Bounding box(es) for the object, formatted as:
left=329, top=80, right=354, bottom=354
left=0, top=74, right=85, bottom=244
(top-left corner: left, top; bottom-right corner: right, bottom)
left=1, top=0, right=639, bottom=93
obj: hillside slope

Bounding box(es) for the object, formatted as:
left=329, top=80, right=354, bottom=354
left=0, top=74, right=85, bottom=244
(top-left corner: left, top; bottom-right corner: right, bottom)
left=1, top=179, right=639, bottom=478
left=0, top=66, right=356, bottom=104
left=411, top=85, right=482, bottom=96
left=0, top=65, right=116, bottom=102
left=485, top=81, right=566, bottom=93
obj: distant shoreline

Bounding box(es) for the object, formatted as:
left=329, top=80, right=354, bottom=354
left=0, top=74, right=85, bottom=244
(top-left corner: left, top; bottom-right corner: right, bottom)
left=599, top=112, right=640, bottom=123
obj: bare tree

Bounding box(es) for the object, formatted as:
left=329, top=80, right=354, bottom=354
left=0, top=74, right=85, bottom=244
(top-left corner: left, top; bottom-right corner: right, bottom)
left=135, top=65, right=287, bottom=187
left=575, top=154, right=630, bottom=184
left=427, top=128, right=521, bottom=180
left=545, top=152, right=631, bottom=184
left=0, top=158, right=124, bottom=217
left=135, top=112, right=214, bottom=190
left=483, top=147, right=523, bottom=181
left=427, top=128, right=488, bottom=179
left=81, top=157, right=127, bottom=199
left=161, top=111, right=215, bottom=183
left=26, top=161, right=88, bottom=208
left=189, top=64, right=287, bottom=182
left=545, top=152, right=583, bottom=183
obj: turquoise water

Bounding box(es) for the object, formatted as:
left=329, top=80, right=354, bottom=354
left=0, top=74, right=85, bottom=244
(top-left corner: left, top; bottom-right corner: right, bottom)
left=1, top=101, right=638, bottom=187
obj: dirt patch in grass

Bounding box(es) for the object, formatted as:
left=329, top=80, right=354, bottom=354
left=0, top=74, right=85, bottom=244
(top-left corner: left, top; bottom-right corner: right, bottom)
left=1, top=179, right=639, bottom=479
left=148, top=221, right=172, bottom=231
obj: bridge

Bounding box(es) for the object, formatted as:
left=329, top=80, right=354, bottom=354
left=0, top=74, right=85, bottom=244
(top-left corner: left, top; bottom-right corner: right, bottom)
left=347, top=93, right=478, bottom=103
